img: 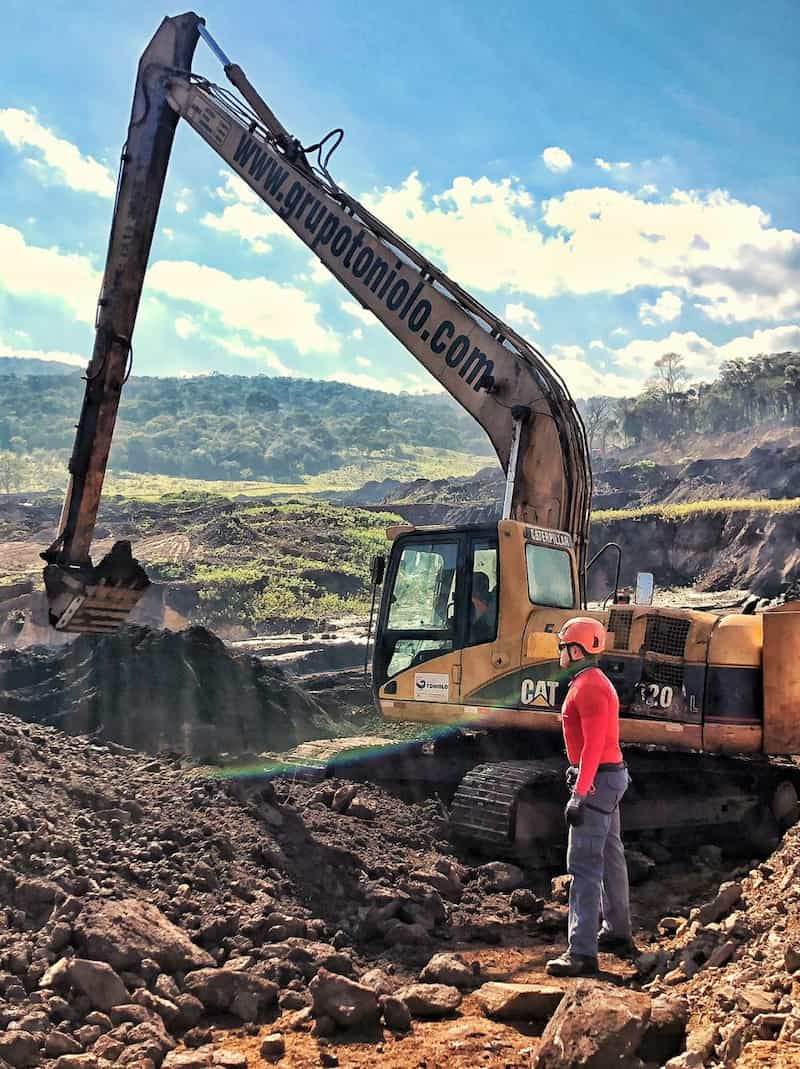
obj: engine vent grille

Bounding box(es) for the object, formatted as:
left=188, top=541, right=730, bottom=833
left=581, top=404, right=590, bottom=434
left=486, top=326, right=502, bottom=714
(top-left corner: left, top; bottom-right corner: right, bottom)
left=644, top=615, right=691, bottom=657
left=644, top=661, right=685, bottom=690
left=608, top=609, right=633, bottom=651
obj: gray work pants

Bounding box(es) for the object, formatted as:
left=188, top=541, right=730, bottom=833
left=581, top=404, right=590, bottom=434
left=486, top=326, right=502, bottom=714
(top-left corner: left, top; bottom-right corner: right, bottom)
left=566, top=766, right=631, bottom=958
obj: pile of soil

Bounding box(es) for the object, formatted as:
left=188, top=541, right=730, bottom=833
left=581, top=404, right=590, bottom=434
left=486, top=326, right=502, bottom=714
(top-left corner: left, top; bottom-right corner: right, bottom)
left=0, top=627, right=335, bottom=758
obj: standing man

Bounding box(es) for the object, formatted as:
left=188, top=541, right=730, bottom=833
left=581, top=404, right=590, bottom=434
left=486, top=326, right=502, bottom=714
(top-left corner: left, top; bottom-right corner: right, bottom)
left=546, top=617, right=633, bottom=977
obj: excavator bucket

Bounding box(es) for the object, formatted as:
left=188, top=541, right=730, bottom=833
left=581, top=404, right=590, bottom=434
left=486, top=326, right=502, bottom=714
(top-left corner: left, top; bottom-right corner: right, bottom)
left=43, top=541, right=150, bottom=634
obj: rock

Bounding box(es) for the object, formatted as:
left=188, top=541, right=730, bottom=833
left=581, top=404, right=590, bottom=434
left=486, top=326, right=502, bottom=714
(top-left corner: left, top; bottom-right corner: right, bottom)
left=0, top=1032, right=39, bottom=1068
left=695, top=881, right=742, bottom=926
left=309, top=968, right=380, bottom=1029
left=74, top=899, right=214, bottom=973
left=132, top=988, right=180, bottom=1027
left=408, top=869, right=462, bottom=901
left=685, top=1023, right=719, bottom=1058
left=550, top=874, right=571, bottom=902
left=260, top=1034, right=285, bottom=1060
left=69, top=959, right=129, bottom=1011
left=383, top=919, right=432, bottom=946
left=396, top=983, right=462, bottom=1018
left=93, top=1038, right=125, bottom=1063
left=346, top=798, right=376, bottom=820
left=39, top=958, right=71, bottom=989
left=695, top=843, right=723, bottom=866
left=53, top=1058, right=104, bottom=1069
left=736, top=1042, right=800, bottom=1069
left=174, top=993, right=205, bottom=1030
left=44, top=1033, right=83, bottom=1058
left=331, top=785, right=357, bottom=813
left=183, top=969, right=277, bottom=1021
left=163, top=1055, right=213, bottom=1069
left=509, top=889, right=544, bottom=914
left=707, top=939, right=737, bottom=968
left=212, top=1053, right=248, bottom=1068
left=419, top=953, right=476, bottom=989
left=664, top=1054, right=704, bottom=1069
left=532, top=982, right=651, bottom=1069
left=475, top=982, right=563, bottom=1020
left=785, top=945, right=800, bottom=973
left=478, top=861, right=525, bottom=891
left=381, top=995, right=412, bottom=1033
left=736, top=987, right=779, bottom=1018
left=15, top=877, right=63, bottom=913
left=626, top=848, right=656, bottom=884
left=638, top=996, right=689, bottom=1065
left=636, top=949, right=666, bottom=976
left=359, top=968, right=395, bottom=996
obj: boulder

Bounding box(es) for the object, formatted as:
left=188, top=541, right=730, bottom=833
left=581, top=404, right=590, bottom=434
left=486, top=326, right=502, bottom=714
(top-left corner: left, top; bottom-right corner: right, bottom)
left=74, top=899, right=214, bottom=972
left=309, top=967, right=380, bottom=1029
left=625, top=849, right=656, bottom=884
left=359, top=968, right=396, bottom=996
left=381, top=995, right=412, bottom=1033
left=475, top=982, right=563, bottom=1020
left=533, top=982, right=651, bottom=1068
left=694, top=881, right=742, bottom=925
left=419, top=953, right=476, bottom=989
left=396, top=983, right=462, bottom=1018
left=638, top=996, right=689, bottom=1065
left=163, top=1055, right=213, bottom=1069
left=478, top=861, right=525, bottom=891
left=260, top=1033, right=285, bottom=1060
left=69, top=959, right=129, bottom=1011
left=0, top=1032, right=39, bottom=1069
left=183, top=969, right=277, bottom=1022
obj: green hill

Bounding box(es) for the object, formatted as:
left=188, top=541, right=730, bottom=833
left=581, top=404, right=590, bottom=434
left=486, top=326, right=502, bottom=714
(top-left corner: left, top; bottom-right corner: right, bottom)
left=0, top=372, right=493, bottom=487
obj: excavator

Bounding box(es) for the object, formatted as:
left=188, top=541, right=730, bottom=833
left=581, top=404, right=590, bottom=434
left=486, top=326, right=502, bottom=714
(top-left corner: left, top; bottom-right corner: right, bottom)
left=42, top=12, right=800, bottom=855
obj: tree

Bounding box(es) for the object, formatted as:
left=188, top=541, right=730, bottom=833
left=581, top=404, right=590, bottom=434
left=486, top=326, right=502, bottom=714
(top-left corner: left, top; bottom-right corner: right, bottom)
left=584, top=397, right=612, bottom=455
left=651, top=352, right=688, bottom=420
left=0, top=451, right=23, bottom=494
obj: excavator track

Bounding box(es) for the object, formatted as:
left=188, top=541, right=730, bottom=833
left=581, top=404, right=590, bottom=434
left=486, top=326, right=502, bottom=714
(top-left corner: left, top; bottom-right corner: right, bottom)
left=449, top=761, right=561, bottom=848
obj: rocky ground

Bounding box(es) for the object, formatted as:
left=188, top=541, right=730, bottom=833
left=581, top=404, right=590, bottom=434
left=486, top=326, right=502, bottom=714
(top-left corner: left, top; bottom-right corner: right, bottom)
left=1, top=710, right=799, bottom=1068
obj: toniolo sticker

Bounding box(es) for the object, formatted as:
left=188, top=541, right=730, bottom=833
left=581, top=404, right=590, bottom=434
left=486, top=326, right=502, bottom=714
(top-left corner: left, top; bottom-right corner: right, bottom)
left=414, top=673, right=450, bottom=701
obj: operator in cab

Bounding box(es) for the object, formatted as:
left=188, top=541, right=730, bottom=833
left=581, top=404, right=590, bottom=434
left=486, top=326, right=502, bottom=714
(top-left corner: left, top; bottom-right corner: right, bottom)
left=470, top=572, right=497, bottom=645
left=546, top=617, right=633, bottom=977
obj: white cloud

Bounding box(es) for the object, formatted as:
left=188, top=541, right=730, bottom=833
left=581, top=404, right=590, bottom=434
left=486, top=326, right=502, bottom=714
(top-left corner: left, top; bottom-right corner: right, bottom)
left=505, top=302, right=541, bottom=332
left=175, top=188, right=192, bottom=215
left=326, top=370, right=440, bottom=394
left=610, top=324, right=800, bottom=379
left=0, top=224, right=98, bottom=323
left=0, top=336, right=85, bottom=368
left=351, top=328, right=364, bottom=341
left=146, top=260, right=340, bottom=355
left=595, top=157, right=632, bottom=176
left=0, top=107, right=115, bottom=197
left=213, top=333, right=295, bottom=375
left=174, top=316, right=199, bottom=339
left=308, top=257, right=333, bottom=284
left=162, top=227, right=175, bottom=241
left=639, top=291, right=683, bottom=325
left=354, top=356, right=372, bottom=367
left=589, top=340, right=605, bottom=350
left=201, top=171, right=286, bottom=253
left=639, top=184, right=659, bottom=196
left=611, top=327, right=629, bottom=337
left=547, top=344, right=631, bottom=398
left=542, top=146, right=573, bottom=173
left=361, top=174, right=800, bottom=324
left=340, top=300, right=375, bottom=326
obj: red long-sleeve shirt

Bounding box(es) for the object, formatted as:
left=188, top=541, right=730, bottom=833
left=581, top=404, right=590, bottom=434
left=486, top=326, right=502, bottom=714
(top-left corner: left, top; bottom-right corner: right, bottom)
left=561, top=666, right=622, bottom=795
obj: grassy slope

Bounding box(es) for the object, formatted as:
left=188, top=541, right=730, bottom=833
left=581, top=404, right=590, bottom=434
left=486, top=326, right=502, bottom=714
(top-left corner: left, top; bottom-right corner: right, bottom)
left=592, top=497, right=800, bottom=522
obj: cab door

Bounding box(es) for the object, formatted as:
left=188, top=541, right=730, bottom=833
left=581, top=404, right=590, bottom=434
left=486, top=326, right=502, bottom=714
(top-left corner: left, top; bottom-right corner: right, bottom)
left=374, top=533, right=468, bottom=712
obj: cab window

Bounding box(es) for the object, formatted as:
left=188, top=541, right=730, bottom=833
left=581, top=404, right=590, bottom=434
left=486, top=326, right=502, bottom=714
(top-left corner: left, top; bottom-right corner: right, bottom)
left=468, top=540, right=498, bottom=646
left=387, top=540, right=458, bottom=630
left=526, top=543, right=574, bottom=609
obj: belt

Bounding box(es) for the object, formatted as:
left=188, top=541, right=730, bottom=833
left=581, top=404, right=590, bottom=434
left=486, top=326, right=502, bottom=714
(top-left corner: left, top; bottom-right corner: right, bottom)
left=597, top=761, right=626, bottom=772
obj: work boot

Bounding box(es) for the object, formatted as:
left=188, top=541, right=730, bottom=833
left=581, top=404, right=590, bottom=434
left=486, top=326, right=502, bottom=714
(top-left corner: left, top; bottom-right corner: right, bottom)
left=597, top=930, right=636, bottom=956
left=545, top=951, right=599, bottom=977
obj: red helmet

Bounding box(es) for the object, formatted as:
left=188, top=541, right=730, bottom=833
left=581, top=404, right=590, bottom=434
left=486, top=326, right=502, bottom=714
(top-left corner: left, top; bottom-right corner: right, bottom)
left=558, top=617, right=606, bottom=656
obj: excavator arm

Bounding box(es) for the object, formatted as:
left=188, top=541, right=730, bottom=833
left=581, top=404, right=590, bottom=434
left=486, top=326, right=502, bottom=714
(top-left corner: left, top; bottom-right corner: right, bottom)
left=43, top=12, right=591, bottom=632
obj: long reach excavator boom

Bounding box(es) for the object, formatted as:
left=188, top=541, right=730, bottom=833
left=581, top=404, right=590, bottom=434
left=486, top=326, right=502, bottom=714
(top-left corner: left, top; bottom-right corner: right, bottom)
left=42, top=11, right=590, bottom=633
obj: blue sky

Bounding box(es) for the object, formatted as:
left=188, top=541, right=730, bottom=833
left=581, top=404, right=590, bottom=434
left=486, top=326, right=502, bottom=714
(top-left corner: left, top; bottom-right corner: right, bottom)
left=1, top=0, right=798, bottom=397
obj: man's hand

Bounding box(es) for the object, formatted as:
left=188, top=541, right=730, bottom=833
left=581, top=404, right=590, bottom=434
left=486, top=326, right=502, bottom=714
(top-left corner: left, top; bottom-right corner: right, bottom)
left=565, top=792, right=587, bottom=827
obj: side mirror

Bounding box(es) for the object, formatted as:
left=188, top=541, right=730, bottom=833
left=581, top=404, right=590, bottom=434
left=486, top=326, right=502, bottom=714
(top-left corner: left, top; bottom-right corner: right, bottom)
left=635, top=571, right=655, bottom=605
left=370, top=554, right=386, bottom=586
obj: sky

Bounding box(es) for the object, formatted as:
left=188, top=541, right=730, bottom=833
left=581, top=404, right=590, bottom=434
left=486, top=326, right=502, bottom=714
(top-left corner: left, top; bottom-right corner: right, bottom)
left=1, top=0, right=798, bottom=399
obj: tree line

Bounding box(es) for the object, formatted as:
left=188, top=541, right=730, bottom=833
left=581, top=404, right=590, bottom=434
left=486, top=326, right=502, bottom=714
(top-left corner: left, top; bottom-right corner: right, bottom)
left=581, top=350, right=800, bottom=455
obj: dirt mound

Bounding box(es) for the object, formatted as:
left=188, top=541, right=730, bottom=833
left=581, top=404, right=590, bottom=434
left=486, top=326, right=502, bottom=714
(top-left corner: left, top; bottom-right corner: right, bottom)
left=0, top=626, right=336, bottom=757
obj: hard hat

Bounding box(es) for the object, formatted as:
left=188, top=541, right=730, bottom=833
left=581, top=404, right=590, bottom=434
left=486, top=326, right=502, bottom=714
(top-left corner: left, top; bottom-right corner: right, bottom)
left=558, top=617, right=606, bottom=655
